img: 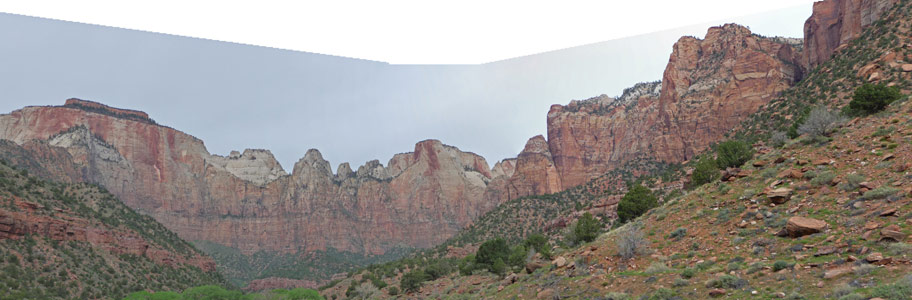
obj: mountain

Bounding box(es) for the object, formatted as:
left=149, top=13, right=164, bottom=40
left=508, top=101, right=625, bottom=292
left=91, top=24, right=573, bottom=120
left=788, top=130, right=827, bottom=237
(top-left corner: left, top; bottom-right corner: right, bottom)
left=0, top=101, right=507, bottom=285
left=0, top=0, right=903, bottom=292
left=319, top=0, right=912, bottom=298
left=0, top=144, right=225, bottom=298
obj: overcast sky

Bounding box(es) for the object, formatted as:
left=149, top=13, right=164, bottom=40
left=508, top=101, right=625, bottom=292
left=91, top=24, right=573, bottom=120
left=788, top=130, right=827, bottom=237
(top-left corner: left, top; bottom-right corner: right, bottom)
left=0, top=4, right=811, bottom=172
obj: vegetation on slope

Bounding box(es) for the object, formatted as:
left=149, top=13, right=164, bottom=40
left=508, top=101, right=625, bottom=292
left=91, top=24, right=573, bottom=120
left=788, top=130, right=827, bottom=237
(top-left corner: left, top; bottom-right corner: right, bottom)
left=0, top=160, right=227, bottom=299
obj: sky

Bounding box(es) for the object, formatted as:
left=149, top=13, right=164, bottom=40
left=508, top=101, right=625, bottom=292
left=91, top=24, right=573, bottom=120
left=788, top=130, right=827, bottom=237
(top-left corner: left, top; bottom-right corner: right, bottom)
left=0, top=4, right=813, bottom=172
left=0, top=0, right=814, bottom=64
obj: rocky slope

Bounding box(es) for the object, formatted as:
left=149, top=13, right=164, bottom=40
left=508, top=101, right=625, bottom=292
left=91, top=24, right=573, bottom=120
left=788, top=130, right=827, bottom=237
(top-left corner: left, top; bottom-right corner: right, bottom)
left=0, top=155, right=225, bottom=298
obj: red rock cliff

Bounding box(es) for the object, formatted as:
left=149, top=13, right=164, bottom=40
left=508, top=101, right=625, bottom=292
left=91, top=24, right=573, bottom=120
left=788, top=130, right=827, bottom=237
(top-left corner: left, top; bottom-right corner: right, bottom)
left=803, top=0, right=898, bottom=68
left=0, top=103, right=497, bottom=255
left=544, top=24, right=802, bottom=189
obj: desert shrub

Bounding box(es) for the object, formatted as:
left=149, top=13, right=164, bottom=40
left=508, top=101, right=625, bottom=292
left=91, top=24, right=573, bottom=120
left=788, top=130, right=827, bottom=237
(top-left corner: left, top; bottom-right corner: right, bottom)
left=770, top=131, right=789, bottom=148
left=681, top=268, right=696, bottom=279
left=846, top=83, right=903, bottom=116
left=705, top=275, right=747, bottom=289
left=645, top=262, right=671, bottom=274
left=617, top=185, right=658, bottom=223
left=772, top=260, right=793, bottom=272
left=672, top=278, right=689, bottom=287
left=861, top=187, right=899, bottom=200
left=400, top=269, right=429, bottom=293
left=616, top=223, right=648, bottom=259
left=837, top=294, right=865, bottom=300
left=387, top=286, right=399, bottom=296
left=691, top=156, right=720, bottom=187
left=870, top=274, right=912, bottom=299
left=646, top=288, right=677, bottom=300
left=605, top=292, right=630, bottom=300
left=571, top=212, right=600, bottom=244
left=839, top=174, right=865, bottom=191
left=798, top=107, right=846, bottom=138
left=668, top=227, right=687, bottom=240
left=811, top=171, right=836, bottom=186
left=716, top=140, right=753, bottom=169
left=352, top=282, right=378, bottom=299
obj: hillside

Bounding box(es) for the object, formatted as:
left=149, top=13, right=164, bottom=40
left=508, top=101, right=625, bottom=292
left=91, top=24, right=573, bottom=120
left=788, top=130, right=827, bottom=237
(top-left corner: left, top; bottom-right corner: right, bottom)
left=0, top=157, right=227, bottom=299
left=318, top=0, right=912, bottom=299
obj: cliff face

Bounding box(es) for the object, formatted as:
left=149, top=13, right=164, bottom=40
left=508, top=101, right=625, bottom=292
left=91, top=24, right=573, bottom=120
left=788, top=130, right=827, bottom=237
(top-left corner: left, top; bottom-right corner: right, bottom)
left=803, top=0, right=898, bottom=69
left=544, top=24, right=802, bottom=189
left=0, top=100, right=498, bottom=256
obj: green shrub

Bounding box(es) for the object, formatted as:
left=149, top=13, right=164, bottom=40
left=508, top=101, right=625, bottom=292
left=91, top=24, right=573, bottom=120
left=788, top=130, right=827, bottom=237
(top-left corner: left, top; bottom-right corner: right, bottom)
left=400, top=270, right=429, bottom=293
left=476, top=238, right=510, bottom=273
left=681, top=268, right=696, bottom=279
left=705, top=275, right=746, bottom=289
left=387, top=286, right=399, bottom=296
left=647, top=288, right=677, bottom=300
left=424, top=261, right=452, bottom=280
left=846, top=83, right=902, bottom=116
left=523, top=234, right=551, bottom=259
left=617, top=185, right=658, bottom=223
left=668, top=227, right=687, bottom=240
left=810, top=171, right=836, bottom=186
left=691, top=156, right=720, bottom=187
left=716, top=140, right=753, bottom=169
left=507, top=245, right=527, bottom=268
left=772, top=260, right=793, bottom=272
left=572, top=212, right=600, bottom=244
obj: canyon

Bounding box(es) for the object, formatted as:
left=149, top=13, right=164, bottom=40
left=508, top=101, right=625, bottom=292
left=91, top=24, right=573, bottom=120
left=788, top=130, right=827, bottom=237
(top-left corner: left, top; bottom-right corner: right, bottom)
left=0, top=0, right=897, bottom=287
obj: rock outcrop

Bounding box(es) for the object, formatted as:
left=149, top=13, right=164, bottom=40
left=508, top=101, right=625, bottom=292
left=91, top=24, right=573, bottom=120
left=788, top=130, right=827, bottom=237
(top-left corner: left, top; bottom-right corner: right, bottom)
left=0, top=100, right=499, bottom=256
left=545, top=24, right=802, bottom=189
left=803, top=0, right=898, bottom=69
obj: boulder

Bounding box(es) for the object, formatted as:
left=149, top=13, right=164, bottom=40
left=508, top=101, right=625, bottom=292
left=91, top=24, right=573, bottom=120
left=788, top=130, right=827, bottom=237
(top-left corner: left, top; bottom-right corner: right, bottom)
left=786, top=217, right=827, bottom=237
left=768, top=188, right=794, bottom=204
left=552, top=256, right=568, bottom=268
left=902, top=64, right=912, bottom=72
left=880, top=225, right=905, bottom=242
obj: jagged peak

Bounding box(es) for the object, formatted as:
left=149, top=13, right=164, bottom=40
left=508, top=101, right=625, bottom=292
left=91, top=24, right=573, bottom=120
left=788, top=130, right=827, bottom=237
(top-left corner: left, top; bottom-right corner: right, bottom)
left=209, top=148, right=287, bottom=185
left=521, top=135, right=551, bottom=155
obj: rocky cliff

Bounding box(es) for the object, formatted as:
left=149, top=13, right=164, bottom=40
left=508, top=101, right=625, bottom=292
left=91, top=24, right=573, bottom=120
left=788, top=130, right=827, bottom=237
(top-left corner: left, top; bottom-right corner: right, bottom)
left=803, top=0, right=898, bottom=69
left=0, top=99, right=499, bottom=257
left=542, top=24, right=802, bottom=189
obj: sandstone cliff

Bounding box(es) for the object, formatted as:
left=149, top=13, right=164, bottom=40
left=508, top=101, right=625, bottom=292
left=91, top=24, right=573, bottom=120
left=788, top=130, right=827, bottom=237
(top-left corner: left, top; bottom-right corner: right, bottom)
left=0, top=100, right=499, bottom=256
left=803, top=0, right=897, bottom=69
left=543, top=24, right=802, bottom=189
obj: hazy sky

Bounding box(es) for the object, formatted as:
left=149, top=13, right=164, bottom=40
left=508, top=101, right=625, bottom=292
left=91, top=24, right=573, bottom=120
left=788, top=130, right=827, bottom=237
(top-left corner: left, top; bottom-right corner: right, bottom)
left=0, top=5, right=811, bottom=172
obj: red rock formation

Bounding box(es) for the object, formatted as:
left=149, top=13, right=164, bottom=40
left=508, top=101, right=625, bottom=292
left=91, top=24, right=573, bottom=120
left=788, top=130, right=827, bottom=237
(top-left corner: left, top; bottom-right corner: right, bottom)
left=803, top=0, right=898, bottom=68
left=546, top=24, right=802, bottom=189
left=0, top=103, right=498, bottom=255
left=0, top=199, right=215, bottom=271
